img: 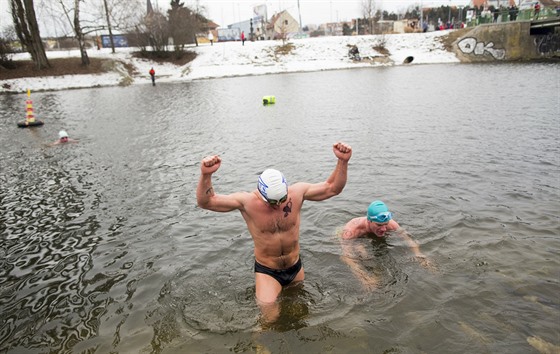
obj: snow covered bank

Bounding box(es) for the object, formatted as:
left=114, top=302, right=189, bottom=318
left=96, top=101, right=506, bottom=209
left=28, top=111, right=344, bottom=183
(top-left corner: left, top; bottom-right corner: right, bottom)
left=1, top=31, right=459, bottom=94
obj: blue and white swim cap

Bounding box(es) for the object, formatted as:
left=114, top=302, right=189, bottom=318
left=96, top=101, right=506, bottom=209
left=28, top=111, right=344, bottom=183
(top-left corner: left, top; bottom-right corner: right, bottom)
left=367, top=200, right=393, bottom=223
left=257, top=169, right=288, bottom=202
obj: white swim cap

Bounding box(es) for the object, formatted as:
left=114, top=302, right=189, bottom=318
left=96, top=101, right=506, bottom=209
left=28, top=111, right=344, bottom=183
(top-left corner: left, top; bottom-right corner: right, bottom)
left=257, top=169, right=288, bottom=202
left=59, top=130, right=68, bottom=138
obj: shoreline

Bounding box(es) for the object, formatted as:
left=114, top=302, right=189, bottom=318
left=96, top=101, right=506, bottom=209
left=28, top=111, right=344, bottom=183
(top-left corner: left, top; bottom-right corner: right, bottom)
left=1, top=31, right=461, bottom=94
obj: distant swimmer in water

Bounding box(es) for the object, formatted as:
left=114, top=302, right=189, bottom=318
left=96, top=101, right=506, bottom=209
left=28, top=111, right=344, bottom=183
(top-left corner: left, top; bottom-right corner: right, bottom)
left=196, top=142, right=352, bottom=322
left=340, top=200, right=434, bottom=289
left=50, top=130, right=79, bottom=146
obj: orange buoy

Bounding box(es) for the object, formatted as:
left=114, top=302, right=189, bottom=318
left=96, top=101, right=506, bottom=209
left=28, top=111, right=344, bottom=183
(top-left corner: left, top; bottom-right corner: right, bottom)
left=17, top=89, right=44, bottom=128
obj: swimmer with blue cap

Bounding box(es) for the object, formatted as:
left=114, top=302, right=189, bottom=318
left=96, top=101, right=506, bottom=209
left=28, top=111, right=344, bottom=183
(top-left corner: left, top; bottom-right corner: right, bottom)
left=196, top=141, right=353, bottom=322
left=342, top=200, right=400, bottom=239
left=341, top=200, right=434, bottom=274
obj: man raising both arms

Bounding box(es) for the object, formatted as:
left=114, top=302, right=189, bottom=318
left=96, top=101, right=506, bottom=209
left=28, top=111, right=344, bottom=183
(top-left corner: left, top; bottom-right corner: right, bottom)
left=196, top=142, right=352, bottom=321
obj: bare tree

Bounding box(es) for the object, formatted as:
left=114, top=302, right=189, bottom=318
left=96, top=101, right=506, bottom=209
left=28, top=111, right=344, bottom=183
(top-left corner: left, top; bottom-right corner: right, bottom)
left=52, top=0, right=89, bottom=65
left=102, top=0, right=115, bottom=53
left=10, top=0, right=50, bottom=69
left=362, top=0, right=375, bottom=34
left=73, top=0, right=89, bottom=65
left=40, top=0, right=144, bottom=53
left=138, top=9, right=168, bottom=52
left=278, top=19, right=288, bottom=45
left=96, top=0, right=145, bottom=53
left=0, top=26, right=17, bottom=68
left=168, top=0, right=204, bottom=52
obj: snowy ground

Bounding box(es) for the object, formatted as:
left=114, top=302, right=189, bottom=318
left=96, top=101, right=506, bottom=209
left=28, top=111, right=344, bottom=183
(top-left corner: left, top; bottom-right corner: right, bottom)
left=1, top=31, right=460, bottom=93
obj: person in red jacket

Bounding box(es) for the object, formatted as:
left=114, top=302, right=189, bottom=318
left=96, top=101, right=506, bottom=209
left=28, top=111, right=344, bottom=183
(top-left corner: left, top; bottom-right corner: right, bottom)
left=241, top=31, right=245, bottom=46
left=149, top=67, right=156, bottom=86
left=534, top=2, right=541, bottom=19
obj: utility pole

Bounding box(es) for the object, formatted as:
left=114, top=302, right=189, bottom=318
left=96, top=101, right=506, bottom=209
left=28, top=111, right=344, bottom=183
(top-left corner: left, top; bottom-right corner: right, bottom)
left=420, top=0, right=423, bottom=30
left=297, top=0, right=302, bottom=33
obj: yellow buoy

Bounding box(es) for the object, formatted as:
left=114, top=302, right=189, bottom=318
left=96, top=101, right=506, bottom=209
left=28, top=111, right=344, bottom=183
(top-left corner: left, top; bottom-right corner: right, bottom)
left=262, top=95, right=276, bottom=105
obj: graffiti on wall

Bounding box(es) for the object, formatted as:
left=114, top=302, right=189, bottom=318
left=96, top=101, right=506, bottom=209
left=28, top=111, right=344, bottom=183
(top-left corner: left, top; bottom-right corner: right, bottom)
left=457, top=37, right=506, bottom=60
left=534, top=33, right=560, bottom=55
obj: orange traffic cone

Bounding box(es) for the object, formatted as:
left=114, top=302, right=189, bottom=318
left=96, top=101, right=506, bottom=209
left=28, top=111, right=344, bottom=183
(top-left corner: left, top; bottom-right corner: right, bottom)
left=17, top=89, right=44, bottom=128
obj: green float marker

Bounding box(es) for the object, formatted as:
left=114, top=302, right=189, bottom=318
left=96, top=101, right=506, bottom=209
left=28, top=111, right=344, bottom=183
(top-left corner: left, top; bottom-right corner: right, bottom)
left=262, top=95, right=276, bottom=105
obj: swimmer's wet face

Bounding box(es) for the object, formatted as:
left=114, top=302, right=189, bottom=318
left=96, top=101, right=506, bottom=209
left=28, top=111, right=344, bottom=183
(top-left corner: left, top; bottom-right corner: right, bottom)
left=58, top=130, right=69, bottom=142
left=370, top=220, right=390, bottom=237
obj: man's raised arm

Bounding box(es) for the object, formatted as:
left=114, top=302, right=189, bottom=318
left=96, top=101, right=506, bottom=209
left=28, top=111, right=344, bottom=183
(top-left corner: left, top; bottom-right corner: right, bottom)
left=304, top=141, right=352, bottom=201
left=196, top=155, right=242, bottom=212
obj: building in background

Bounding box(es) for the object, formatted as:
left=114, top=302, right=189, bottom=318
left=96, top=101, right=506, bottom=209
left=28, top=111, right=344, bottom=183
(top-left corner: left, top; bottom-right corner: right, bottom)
left=267, top=10, right=299, bottom=40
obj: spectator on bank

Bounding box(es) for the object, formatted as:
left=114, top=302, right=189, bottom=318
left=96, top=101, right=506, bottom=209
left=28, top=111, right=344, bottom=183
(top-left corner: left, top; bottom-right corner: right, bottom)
left=241, top=31, right=246, bottom=46
left=534, top=2, right=541, bottom=19
left=208, top=31, right=214, bottom=46
left=149, top=67, right=155, bottom=86
left=509, top=5, right=515, bottom=21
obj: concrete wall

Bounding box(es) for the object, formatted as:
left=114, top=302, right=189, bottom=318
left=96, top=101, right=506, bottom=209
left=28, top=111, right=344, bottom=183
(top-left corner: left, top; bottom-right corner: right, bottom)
left=452, top=22, right=560, bottom=62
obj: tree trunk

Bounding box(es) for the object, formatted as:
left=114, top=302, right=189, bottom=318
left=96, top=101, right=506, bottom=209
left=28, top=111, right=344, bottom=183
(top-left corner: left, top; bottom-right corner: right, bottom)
left=74, top=0, right=89, bottom=66
left=103, top=0, right=116, bottom=53
left=11, top=0, right=50, bottom=70
left=24, top=0, right=50, bottom=69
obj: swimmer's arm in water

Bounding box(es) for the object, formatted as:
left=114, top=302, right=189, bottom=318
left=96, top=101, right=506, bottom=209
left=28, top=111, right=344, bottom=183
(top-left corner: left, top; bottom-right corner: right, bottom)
left=394, top=228, right=435, bottom=270
left=196, top=155, right=244, bottom=212
left=47, top=138, right=79, bottom=147
left=394, top=227, right=422, bottom=256
left=339, top=236, right=378, bottom=290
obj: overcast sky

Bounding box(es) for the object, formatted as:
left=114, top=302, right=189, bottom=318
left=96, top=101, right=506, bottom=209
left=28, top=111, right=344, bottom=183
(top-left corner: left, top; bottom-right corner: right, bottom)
left=0, top=0, right=470, bottom=35
left=181, top=0, right=471, bottom=27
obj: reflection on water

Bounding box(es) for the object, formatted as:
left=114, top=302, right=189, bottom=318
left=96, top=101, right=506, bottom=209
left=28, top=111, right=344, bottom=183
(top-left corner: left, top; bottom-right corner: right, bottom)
left=0, top=63, right=559, bottom=353
left=0, top=157, right=108, bottom=352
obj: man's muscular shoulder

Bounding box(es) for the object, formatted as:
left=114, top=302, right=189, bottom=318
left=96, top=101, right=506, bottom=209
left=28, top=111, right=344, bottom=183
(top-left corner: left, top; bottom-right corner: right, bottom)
left=342, top=217, right=366, bottom=239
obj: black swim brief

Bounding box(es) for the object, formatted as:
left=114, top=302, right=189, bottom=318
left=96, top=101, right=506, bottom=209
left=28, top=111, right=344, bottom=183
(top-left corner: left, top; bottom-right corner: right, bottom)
left=254, top=258, right=302, bottom=286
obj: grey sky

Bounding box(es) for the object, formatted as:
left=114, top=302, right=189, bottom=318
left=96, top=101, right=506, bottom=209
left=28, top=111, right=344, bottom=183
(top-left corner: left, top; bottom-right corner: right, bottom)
left=0, top=0, right=470, bottom=36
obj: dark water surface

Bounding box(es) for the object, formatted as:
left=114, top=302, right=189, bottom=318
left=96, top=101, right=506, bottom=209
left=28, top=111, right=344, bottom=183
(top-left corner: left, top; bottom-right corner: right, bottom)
left=1, top=63, right=559, bottom=353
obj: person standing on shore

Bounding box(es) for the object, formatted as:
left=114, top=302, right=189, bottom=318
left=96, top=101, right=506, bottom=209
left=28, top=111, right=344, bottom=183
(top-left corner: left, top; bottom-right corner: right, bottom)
left=149, top=67, right=156, bottom=86
left=241, top=31, right=246, bottom=46
left=196, top=142, right=352, bottom=322
left=208, top=31, right=214, bottom=46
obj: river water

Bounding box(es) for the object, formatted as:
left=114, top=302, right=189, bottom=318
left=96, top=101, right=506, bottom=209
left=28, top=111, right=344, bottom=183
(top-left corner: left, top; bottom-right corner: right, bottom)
left=0, top=63, right=559, bottom=353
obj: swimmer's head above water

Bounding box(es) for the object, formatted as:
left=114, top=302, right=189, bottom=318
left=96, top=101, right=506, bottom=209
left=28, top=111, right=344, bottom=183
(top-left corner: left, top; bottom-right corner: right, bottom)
left=58, top=130, right=69, bottom=142
left=367, top=200, right=393, bottom=224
